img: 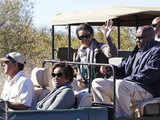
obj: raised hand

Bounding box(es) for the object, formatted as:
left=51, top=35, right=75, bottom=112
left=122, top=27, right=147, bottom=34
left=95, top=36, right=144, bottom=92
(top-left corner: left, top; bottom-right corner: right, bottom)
left=102, top=19, right=114, bottom=39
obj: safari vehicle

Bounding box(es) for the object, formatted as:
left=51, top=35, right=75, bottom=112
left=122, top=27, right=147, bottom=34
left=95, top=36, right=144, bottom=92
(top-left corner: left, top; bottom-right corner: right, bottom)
left=1, top=6, right=160, bottom=120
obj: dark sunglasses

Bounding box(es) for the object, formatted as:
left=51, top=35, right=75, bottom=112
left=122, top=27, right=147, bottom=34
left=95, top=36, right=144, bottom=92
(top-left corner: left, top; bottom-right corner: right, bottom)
left=51, top=72, right=63, bottom=78
left=152, top=23, right=158, bottom=28
left=79, top=34, right=90, bottom=40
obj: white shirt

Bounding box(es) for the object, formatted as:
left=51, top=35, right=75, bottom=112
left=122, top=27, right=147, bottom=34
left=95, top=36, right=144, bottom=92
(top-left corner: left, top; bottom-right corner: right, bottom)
left=155, top=35, right=160, bottom=42
left=1, top=71, right=34, bottom=107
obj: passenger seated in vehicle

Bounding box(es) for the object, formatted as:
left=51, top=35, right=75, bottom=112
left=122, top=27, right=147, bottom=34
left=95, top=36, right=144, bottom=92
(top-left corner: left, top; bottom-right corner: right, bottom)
left=36, top=63, right=75, bottom=110
left=73, top=21, right=117, bottom=91
left=31, top=67, right=50, bottom=109
left=92, top=25, right=160, bottom=119
left=0, top=52, right=34, bottom=110
left=72, top=21, right=117, bottom=107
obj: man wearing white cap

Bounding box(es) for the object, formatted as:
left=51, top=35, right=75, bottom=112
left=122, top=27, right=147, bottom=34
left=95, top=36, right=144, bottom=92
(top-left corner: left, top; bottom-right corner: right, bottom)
left=0, top=52, right=34, bottom=110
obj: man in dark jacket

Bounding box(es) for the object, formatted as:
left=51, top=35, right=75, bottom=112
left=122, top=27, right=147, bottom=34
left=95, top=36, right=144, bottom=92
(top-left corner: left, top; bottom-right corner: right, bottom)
left=92, top=25, right=160, bottom=119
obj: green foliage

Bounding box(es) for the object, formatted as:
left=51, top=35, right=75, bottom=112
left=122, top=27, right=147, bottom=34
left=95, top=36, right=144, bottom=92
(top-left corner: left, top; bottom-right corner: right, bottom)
left=0, top=0, right=52, bottom=65
left=0, top=0, right=34, bottom=54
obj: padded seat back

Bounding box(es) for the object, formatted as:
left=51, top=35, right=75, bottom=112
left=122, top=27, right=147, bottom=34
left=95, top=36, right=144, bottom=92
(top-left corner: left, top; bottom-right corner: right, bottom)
left=57, top=47, right=75, bottom=61
left=75, top=90, right=92, bottom=107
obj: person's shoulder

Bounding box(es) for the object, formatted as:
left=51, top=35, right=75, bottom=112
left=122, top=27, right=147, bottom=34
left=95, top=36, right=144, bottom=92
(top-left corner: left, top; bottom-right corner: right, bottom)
left=61, top=87, right=75, bottom=98
left=151, top=42, right=160, bottom=54
left=60, top=86, right=74, bottom=94
left=18, top=74, right=33, bottom=87
left=152, top=41, right=160, bottom=49
left=61, top=85, right=73, bottom=91
left=20, top=75, right=31, bottom=82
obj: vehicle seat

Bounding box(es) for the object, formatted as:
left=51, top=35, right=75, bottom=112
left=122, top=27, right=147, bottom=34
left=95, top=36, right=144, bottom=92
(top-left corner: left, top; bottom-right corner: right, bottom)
left=31, top=67, right=50, bottom=108
left=57, top=47, right=75, bottom=61
left=74, top=89, right=92, bottom=108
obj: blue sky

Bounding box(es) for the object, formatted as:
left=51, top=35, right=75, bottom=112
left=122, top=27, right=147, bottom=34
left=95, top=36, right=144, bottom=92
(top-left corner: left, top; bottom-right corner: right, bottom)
left=33, top=0, right=160, bottom=29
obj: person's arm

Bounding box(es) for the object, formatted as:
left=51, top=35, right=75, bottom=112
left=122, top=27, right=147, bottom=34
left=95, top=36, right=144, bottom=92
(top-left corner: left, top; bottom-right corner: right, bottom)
left=101, top=19, right=117, bottom=57
left=7, top=101, right=30, bottom=110
left=100, top=57, right=128, bottom=79
left=47, top=88, right=75, bottom=110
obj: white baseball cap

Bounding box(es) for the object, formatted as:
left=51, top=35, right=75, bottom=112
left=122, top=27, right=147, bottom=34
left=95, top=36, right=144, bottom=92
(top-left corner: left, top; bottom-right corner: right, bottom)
left=0, top=52, right=25, bottom=64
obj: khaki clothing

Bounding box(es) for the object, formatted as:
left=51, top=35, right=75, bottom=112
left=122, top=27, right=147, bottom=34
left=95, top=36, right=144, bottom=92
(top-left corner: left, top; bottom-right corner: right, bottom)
left=92, top=78, right=152, bottom=118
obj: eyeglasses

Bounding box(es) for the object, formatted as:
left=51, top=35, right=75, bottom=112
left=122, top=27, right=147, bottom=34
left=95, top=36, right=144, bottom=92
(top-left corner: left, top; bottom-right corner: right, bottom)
left=51, top=72, right=63, bottom=78
left=79, top=34, right=90, bottom=40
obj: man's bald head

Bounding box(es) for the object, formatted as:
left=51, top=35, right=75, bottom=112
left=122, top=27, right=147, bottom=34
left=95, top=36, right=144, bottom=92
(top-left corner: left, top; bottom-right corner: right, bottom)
left=136, top=25, right=155, bottom=41
left=136, top=25, right=155, bottom=48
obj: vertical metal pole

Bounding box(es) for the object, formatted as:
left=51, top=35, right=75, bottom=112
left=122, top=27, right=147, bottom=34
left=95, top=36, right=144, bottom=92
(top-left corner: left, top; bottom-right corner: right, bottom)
left=5, top=102, right=8, bottom=120
left=88, top=65, right=92, bottom=93
left=117, top=18, right=121, bottom=50
left=51, top=25, right=55, bottom=59
left=115, top=19, right=120, bottom=120
left=136, top=16, right=139, bottom=30
left=113, top=66, right=116, bottom=120
left=118, top=26, right=120, bottom=50
left=67, top=25, right=71, bottom=61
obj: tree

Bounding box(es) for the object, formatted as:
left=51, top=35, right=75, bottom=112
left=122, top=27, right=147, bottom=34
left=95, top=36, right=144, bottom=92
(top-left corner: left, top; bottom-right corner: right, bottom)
left=0, top=0, right=34, bottom=55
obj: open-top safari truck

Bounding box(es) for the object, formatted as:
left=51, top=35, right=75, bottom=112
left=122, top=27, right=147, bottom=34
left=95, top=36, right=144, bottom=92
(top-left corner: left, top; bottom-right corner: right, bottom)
left=1, top=6, right=160, bottom=120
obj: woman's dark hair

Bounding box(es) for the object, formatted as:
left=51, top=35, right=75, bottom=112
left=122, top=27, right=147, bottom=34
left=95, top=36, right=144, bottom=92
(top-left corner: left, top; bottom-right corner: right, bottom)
left=52, top=63, right=74, bottom=83
left=76, top=23, right=94, bottom=40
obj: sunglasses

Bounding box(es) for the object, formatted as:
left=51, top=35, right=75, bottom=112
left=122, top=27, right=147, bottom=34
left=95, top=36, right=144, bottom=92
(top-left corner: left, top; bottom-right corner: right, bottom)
left=79, top=34, right=90, bottom=40
left=51, top=72, right=63, bottom=78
